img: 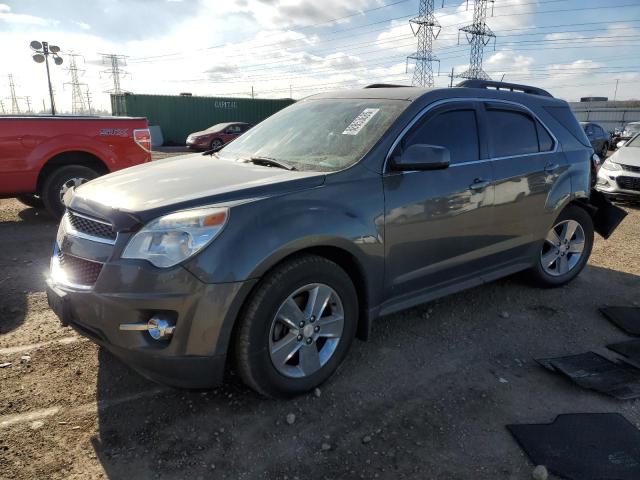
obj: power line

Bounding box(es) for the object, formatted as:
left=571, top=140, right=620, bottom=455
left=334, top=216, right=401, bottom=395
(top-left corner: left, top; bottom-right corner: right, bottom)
left=64, top=53, right=88, bottom=114
left=100, top=53, right=130, bottom=94
left=457, top=0, right=495, bottom=80
left=8, top=74, right=20, bottom=114
left=408, top=0, right=442, bottom=87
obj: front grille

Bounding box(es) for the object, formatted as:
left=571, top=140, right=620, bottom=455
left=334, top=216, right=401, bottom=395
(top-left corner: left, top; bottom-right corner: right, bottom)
left=621, top=164, right=640, bottom=173
left=67, top=210, right=116, bottom=241
left=617, top=176, right=640, bottom=192
left=57, top=251, right=103, bottom=286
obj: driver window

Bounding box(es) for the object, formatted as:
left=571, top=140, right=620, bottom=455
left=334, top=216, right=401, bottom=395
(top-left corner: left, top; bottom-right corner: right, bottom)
left=402, top=109, right=480, bottom=164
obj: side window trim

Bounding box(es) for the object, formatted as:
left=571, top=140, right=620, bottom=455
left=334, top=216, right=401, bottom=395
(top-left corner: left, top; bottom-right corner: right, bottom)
left=384, top=97, right=558, bottom=172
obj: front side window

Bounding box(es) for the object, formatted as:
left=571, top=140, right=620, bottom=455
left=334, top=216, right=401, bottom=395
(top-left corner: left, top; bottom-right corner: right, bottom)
left=402, top=109, right=480, bottom=164
left=487, top=109, right=539, bottom=157
left=218, top=98, right=408, bottom=172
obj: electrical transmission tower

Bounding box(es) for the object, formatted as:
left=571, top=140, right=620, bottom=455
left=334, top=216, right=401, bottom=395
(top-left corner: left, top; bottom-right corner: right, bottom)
left=64, top=54, right=88, bottom=114
left=100, top=53, right=130, bottom=94
left=407, top=0, right=441, bottom=87
left=8, top=74, right=21, bottom=114
left=25, top=96, right=32, bottom=113
left=0, top=100, right=5, bottom=114
left=457, top=0, right=496, bottom=80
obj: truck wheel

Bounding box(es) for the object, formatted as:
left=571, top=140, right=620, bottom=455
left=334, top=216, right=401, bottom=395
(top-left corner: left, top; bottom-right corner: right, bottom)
left=235, top=255, right=358, bottom=398
left=42, top=165, right=99, bottom=218
left=16, top=194, right=45, bottom=209
left=528, top=205, right=594, bottom=287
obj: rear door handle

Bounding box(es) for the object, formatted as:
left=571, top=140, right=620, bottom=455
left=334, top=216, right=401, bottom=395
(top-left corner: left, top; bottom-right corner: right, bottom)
left=544, top=163, right=561, bottom=173
left=469, top=179, right=490, bottom=191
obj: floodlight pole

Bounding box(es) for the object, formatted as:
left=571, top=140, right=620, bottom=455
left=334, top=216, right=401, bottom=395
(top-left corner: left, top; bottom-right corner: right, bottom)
left=42, top=42, right=56, bottom=115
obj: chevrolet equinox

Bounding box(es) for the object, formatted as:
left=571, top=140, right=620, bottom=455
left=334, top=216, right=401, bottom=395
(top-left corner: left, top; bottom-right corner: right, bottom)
left=47, top=80, right=624, bottom=397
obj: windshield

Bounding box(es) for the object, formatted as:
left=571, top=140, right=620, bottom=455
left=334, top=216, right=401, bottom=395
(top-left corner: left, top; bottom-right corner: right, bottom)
left=207, top=124, right=225, bottom=131
left=627, top=134, right=640, bottom=147
left=218, top=98, right=408, bottom=171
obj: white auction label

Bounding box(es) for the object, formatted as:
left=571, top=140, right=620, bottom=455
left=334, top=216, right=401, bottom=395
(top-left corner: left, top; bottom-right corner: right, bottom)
left=342, top=108, right=380, bottom=135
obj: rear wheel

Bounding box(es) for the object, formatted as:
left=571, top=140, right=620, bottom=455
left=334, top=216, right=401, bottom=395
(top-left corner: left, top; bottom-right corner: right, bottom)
left=41, top=165, right=99, bottom=218
left=16, top=194, right=44, bottom=209
left=234, top=255, right=358, bottom=398
left=528, top=205, right=594, bottom=287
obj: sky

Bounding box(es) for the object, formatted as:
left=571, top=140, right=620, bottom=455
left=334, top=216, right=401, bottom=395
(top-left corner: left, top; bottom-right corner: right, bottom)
left=0, top=0, right=639, bottom=113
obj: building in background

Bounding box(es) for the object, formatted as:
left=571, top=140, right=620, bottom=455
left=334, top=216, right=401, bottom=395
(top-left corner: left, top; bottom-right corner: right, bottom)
left=569, top=100, right=640, bottom=133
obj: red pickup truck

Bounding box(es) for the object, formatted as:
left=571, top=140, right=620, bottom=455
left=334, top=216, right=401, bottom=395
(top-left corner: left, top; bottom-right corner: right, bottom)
left=0, top=116, right=151, bottom=217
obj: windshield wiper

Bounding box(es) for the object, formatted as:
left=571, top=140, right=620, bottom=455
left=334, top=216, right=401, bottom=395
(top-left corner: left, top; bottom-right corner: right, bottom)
left=202, top=145, right=224, bottom=156
left=246, top=156, right=297, bottom=171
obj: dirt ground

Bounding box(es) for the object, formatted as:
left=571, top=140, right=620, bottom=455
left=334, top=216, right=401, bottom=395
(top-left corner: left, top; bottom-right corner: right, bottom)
left=1, top=158, right=640, bottom=479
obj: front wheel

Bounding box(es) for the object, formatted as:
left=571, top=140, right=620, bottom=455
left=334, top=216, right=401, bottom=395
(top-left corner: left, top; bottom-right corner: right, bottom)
left=210, top=139, right=223, bottom=150
left=528, top=205, right=594, bottom=287
left=234, top=255, right=358, bottom=398
left=600, top=143, right=609, bottom=158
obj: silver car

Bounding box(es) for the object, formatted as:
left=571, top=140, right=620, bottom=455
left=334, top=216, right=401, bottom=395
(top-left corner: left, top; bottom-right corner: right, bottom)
left=596, top=133, right=640, bottom=199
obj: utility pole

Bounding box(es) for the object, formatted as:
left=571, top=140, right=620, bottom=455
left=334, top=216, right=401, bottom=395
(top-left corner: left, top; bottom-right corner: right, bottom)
left=30, top=41, right=63, bottom=115
left=25, top=96, right=32, bottom=113
left=449, top=67, right=455, bottom=87
left=614, top=79, right=619, bottom=101
left=8, top=74, right=20, bottom=114
left=251, top=86, right=255, bottom=99
left=457, top=0, right=496, bottom=80
left=407, top=0, right=441, bottom=87
left=64, top=53, right=87, bottom=114
left=100, top=53, right=129, bottom=94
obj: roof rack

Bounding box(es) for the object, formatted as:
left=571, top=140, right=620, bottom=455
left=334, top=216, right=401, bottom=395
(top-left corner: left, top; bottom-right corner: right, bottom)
left=456, top=79, right=553, bottom=98
left=364, top=83, right=411, bottom=89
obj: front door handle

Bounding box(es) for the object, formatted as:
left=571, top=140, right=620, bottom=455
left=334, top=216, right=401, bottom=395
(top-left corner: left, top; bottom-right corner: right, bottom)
left=469, top=179, right=490, bottom=191
left=544, top=163, right=561, bottom=173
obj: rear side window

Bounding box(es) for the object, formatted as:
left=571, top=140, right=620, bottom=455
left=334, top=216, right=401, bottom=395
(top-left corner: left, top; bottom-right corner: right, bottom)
left=487, top=109, right=538, bottom=157
left=403, top=109, right=480, bottom=164
left=544, top=106, right=591, bottom=147
left=536, top=120, right=554, bottom=152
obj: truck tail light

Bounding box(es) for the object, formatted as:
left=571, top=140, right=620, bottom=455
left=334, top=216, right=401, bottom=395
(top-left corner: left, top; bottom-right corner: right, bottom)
left=133, top=128, right=152, bottom=153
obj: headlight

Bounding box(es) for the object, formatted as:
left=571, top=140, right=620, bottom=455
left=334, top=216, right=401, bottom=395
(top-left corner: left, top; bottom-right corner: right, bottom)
left=122, top=207, right=228, bottom=268
left=601, top=159, right=622, bottom=171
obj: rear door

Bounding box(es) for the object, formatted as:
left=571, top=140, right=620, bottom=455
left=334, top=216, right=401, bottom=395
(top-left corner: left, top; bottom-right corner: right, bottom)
left=383, top=101, right=496, bottom=301
left=481, top=101, right=564, bottom=262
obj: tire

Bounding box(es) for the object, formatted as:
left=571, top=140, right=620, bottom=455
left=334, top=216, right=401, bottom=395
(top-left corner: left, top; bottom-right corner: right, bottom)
left=210, top=139, right=223, bottom=150
left=41, top=165, right=100, bottom=218
left=234, top=254, right=358, bottom=398
left=16, top=194, right=45, bottom=209
left=528, top=205, right=594, bottom=287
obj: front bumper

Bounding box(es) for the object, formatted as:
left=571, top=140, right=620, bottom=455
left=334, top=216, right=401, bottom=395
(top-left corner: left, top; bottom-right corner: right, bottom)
left=47, top=237, right=256, bottom=388
left=186, top=137, right=210, bottom=150
left=595, top=168, right=640, bottom=198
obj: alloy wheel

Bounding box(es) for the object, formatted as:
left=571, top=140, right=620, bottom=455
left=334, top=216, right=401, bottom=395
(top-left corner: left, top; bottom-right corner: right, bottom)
left=268, top=283, right=344, bottom=378
left=540, top=219, right=586, bottom=276
left=59, top=177, right=89, bottom=203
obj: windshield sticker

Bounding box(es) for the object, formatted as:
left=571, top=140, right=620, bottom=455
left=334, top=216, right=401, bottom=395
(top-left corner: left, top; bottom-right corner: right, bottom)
left=342, top=108, right=380, bottom=135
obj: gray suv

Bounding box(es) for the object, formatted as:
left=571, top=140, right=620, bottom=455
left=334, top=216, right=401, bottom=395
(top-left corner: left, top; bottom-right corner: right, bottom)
left=46, top=80, right=624, bottom=397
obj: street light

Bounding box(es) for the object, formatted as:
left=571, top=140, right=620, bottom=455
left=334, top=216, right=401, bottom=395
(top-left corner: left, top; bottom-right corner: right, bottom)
left=30, top=41, right=63, bottom=115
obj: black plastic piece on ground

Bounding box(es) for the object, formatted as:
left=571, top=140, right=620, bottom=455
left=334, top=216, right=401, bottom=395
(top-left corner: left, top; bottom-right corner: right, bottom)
left=608, top=339, right=640, bottom=367
left=600, top=306, right=640, bottom=335
left=507, top=413, right=640, bottom=480
left=539, top=351, right=640, bottom=400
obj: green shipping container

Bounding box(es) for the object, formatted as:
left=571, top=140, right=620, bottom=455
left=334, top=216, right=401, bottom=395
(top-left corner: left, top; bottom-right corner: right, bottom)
left=111, top=93, right=295, bottom=145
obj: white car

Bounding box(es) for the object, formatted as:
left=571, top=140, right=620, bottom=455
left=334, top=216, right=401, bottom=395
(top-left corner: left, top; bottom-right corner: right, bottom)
left=596, top=133, right=640, bottom=199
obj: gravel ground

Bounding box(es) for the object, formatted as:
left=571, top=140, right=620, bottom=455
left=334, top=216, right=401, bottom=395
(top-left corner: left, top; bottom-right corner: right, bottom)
left=1, top=160, right=640, bottom=479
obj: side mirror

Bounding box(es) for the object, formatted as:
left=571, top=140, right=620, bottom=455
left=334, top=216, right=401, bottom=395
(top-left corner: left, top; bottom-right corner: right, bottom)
left=393, top=144, right=450, bottom=171
left=617, top=140, right=627, bottom=149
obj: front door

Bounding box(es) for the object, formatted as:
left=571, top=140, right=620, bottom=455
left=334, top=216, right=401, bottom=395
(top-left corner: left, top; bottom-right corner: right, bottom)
left=383, top=101, right=495, bottom=303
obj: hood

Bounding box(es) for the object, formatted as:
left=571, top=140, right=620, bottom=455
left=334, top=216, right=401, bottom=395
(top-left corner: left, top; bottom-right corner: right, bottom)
left=611, top=146, right=640, bottom=167
left=189, top=129, right=215, bottom=137
left=70, top=153, right=325, bottom=221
